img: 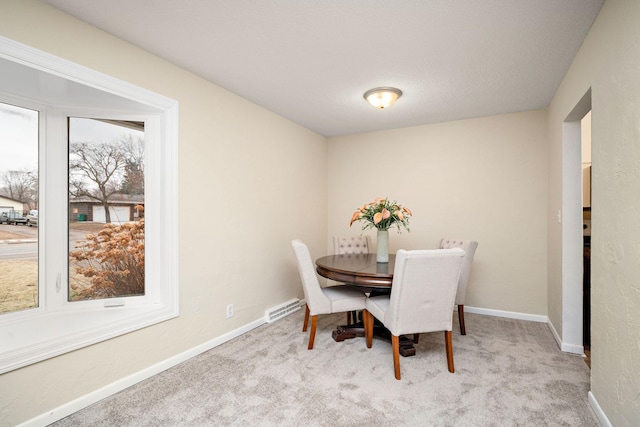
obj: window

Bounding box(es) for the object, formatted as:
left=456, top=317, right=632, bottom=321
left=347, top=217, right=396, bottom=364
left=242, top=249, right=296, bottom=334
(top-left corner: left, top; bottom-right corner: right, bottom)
left=0, top=36, right=179, bottom=374
left=68, top=118, right=145, bottom=301
left=0, top=102, right=38, bottom=315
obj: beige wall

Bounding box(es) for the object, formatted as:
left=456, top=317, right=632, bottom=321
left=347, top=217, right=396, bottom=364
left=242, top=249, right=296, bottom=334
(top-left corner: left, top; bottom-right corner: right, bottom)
left=547, top=0, right=640, bottom=424
left=328, top=110, right=548, bottom=315
left=0, top=1, right=327, bottom=425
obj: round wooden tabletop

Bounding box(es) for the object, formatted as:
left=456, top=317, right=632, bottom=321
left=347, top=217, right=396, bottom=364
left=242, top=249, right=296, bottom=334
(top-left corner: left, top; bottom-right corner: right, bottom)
left=315, top=253, right=396, bottom=288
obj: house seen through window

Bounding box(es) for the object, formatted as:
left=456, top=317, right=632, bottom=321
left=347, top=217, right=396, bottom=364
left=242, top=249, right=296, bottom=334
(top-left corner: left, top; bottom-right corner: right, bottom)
left=68, top=118, right=145, bottom=301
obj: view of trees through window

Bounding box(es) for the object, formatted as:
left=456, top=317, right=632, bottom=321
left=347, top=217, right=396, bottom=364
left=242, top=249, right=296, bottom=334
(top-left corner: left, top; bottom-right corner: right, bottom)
left=68, top=118, right=145, bottom=301
left=0, top=110, right=146, bottom=315
left=0, top=102, right=38, bottom=315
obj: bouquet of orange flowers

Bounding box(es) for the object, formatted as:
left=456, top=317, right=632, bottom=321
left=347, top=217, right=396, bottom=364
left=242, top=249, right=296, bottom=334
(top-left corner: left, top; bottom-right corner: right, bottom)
left=349, top=197, right=412, bottom=232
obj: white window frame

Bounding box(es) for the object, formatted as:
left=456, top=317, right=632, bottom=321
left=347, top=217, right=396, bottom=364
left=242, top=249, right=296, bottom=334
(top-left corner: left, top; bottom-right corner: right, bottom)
left=0, top=36, right=179, bottom=374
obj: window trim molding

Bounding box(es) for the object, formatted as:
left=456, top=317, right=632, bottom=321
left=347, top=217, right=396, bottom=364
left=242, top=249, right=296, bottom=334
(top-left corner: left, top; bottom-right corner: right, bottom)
left=0, top=36, right=179, bottom=374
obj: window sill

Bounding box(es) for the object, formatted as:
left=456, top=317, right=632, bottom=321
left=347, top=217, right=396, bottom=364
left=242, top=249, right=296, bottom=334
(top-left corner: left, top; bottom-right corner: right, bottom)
left=0, top=303, right=178, bottom=374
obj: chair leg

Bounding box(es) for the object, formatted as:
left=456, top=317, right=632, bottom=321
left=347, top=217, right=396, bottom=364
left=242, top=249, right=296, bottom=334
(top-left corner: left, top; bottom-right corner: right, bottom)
left=362, top=309, right=367, bottom=343
left=303, top=305, right=310, bottom=332
left=444, top=330, right=454, bottom=373
left=413, top=333, right=420, bottom=344
left=364, top=310, right=373, bottom=348
left=307, top=315, right=318, bottom=350
left=392, top=335, right=401, bottom=380
left=458, top=305, right=466, bottom=335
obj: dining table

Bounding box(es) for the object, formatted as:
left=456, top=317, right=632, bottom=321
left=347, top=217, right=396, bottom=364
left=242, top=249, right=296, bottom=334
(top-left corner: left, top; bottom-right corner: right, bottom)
left=315, top=253, right=417, bottom=357
left=315, top=252, right=395, bottom=288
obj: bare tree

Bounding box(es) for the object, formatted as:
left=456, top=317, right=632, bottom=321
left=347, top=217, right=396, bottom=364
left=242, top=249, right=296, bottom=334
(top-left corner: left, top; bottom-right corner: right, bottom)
left=1, top=169, right=37, bottom=210
left=69, top=142, right=127, bottom=223
left=120, top=135, right=144, bottom=195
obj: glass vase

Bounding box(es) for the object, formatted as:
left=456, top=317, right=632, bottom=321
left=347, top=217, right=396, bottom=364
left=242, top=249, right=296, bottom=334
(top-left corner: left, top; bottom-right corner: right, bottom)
left=376, top=229, right=389, bottom=263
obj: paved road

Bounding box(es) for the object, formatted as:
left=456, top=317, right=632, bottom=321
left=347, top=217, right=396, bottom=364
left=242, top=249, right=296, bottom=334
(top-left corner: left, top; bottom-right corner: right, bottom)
left=0, top=241, right=37, bottom=260
left=1, top=223, right=93, bottom=242
left=0, top=223, right=85, bottom=261
left=0, top=223, right=37, bottom=238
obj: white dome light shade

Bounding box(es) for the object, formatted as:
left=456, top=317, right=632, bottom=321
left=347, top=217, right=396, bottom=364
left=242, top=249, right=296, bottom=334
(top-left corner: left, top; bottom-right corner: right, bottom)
left=363, top=87, right=402, bottom=109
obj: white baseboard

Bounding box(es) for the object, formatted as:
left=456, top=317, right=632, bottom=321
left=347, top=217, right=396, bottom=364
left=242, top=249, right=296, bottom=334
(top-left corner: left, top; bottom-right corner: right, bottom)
left=463, top=305, right=548, bottom=323
left=589, top=391, right=612, bottom=427
left=466, top=306, right=584, bottom=355
left=560, top=341, right=584, bottom=354
left=547, top=317, right=563, bottom=347
left=545, top=315, right=584, bottom=355
left=20, top=317, right=267, bottom=427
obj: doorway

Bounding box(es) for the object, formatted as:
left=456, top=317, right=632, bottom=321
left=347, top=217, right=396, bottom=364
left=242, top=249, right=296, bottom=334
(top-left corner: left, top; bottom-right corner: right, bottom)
left=581, top=111, right=592, bottom=367
left=562, top=89, right=591, bottom=356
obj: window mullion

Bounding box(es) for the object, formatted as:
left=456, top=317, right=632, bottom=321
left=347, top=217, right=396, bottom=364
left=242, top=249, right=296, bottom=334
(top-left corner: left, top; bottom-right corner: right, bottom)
left=43, top=109, right=70, bottom=311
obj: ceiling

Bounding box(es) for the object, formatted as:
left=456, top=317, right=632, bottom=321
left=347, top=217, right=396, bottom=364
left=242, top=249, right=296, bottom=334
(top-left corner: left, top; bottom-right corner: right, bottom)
left=41, top=0, right=604, bottom=137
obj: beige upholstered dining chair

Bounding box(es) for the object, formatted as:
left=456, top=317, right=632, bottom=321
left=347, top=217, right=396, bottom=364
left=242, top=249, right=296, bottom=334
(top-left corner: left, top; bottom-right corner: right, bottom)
left=363, top=248, right=465, bottom=380
left=333, top=235, right=372, bottom=255
left=291, top=240, right=367, bottom=350
left=333, top=235, right=372, bottom=322
left=437, top=238, right=478, bottom=335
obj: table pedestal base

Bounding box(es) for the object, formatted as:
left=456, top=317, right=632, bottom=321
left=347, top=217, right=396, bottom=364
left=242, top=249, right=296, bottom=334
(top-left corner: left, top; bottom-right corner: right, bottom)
left=331, top=322, right=416, bottom=357
left=331, top=324, right=361, bottom=342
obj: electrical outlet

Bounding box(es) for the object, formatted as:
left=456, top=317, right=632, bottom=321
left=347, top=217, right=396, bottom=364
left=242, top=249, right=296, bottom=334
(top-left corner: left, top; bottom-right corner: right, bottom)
left=226, top=304, right=234, bottom=318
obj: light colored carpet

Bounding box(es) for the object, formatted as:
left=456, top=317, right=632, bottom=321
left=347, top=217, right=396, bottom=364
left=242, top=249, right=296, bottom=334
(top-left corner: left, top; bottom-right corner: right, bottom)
left=51, top=310, right=599, bottom=426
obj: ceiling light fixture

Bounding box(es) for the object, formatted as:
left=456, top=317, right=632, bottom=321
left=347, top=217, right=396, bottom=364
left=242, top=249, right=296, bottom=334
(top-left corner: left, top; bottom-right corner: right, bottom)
left=363, top=87, right=403, bottom=109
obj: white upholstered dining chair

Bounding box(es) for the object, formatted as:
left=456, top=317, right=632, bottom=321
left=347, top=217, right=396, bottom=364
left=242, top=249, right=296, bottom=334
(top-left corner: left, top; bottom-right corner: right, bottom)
left=333, top=235, right=372, bottom=322
left=363, top=248, right=465, bottom=380
left=291, top=240, right=367, bottom=350
left=333, top=235, right=372, bottom=255
left=437, top=238, right=478, bottom=335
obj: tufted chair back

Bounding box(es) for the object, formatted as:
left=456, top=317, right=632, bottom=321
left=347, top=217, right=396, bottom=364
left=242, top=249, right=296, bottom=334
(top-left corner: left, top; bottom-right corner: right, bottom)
left=333, top=235, right=373, bottom=322
left=437, top=238, right=478, bottom=335
left=437, top=238, right=478, bottom=305
left=333, top=235, right=372, bottom=255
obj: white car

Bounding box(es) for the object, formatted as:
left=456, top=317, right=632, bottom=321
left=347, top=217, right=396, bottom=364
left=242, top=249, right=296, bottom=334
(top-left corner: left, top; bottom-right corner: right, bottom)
left=27, top=210, right=38, bottom=227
